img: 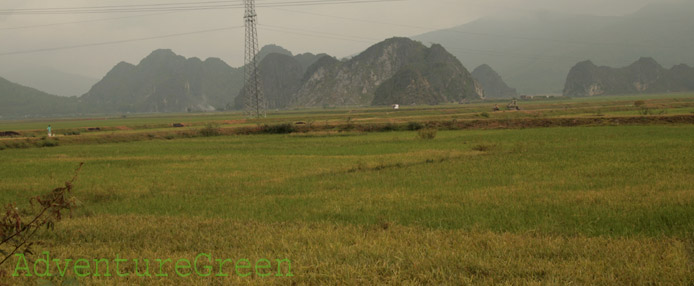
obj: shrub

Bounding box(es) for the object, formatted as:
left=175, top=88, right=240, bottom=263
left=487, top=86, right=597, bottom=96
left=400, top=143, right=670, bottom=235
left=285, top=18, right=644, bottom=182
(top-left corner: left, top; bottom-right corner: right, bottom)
left=382, top=123, right=398, bottom=132
left=480, top=112, right=490, bottom=118
left=37, top=139, right=59, bottom=148
left=1, top=141, right=30, bottom=149
left=634, top=100, right=646, bottom=107
left=417, top=128, right=437, bottom=140
left=637, top=107, right=665, bottom=116
left=407, top=122, right=424, bottom=131
left=472, top=143, right=498, bottom=152
left=263, top=123, right=295, bottom=134
left=63, top=130, right=81, bottom=136
left=199, top=123, right=221, bottom=137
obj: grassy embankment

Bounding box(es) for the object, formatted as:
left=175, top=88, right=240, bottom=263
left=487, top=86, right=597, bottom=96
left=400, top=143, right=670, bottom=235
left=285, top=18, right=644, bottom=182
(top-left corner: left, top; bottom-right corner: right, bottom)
left=1, top=93, right=694, bottom=151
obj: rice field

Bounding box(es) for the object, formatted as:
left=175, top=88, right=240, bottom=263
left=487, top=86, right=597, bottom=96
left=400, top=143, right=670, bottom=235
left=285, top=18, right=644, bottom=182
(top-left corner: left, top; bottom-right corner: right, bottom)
left=1, top=94, right=693, bottom=285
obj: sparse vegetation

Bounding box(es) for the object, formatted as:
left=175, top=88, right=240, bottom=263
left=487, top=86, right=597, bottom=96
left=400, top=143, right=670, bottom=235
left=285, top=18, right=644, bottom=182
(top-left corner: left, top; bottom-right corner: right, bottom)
left=262, top=123, right=295, bottom=134
left=406, top=122, right=424, bottom=130
left=471, top=143, right=499, bottom=152
left=417, top=128, right=437, bottom=140
left=198, top=123, right=221, bottom=137
left=638, top=106, right=668, bottom=116
left=37, top=138, right=59, bottom=148
left=62, top=130, right=80, bottom=136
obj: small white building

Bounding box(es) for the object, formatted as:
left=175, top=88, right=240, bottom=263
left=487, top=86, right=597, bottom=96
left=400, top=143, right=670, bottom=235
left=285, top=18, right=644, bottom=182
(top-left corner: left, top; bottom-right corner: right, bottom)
left=392, top=104, right=400, bottom=110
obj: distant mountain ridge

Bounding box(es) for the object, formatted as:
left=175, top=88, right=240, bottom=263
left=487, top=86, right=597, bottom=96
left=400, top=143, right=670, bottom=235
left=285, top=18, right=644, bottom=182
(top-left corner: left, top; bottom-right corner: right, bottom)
left=413, top=1, right=694, bottom=94
left=4, top=38, right=484, bottom=118
left=563, top=57, right=694, bottom=97
left=80, top=49, right=244, bottom=113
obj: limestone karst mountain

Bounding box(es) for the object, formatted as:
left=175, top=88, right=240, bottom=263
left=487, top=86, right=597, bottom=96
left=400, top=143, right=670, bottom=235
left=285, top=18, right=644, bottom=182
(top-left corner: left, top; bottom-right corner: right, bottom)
left=244, top=37, right=483, bottom=108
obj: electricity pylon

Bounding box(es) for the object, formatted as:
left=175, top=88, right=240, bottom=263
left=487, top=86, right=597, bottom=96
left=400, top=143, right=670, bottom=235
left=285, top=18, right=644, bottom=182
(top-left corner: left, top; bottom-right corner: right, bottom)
left=243, top=0, right=266, bottom=118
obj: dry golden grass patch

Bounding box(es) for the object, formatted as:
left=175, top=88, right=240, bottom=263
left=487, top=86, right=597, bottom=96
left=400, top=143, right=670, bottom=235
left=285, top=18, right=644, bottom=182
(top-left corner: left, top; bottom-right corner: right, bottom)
left=2, top=214, right=691, bottom=285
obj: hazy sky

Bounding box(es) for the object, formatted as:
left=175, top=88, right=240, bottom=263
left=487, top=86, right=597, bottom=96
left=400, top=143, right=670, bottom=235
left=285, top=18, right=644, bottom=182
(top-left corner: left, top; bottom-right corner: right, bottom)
left=0, top=0, right=667, bottom=79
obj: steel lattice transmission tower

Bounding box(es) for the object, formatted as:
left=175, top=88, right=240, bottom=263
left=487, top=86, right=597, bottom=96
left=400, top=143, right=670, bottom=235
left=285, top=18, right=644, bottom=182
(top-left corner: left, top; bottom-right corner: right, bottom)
left=243, top=0, right=266, bottom=118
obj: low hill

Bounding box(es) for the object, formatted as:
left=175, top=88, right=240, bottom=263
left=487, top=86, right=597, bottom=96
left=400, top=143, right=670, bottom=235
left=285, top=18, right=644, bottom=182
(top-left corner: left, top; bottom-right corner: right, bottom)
left=0, top=67, right=97, bottom=97
left=0, top=76, right=77, bottom=119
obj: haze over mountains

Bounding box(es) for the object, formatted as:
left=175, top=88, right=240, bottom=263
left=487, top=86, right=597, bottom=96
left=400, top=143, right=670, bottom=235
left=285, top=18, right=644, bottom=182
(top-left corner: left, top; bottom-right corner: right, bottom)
left=414, top=1, right=694, bottom=94
left=3, top=1, right=694, bottom=118
left=3, top=1, right=691, bottom=98
left=0, top=66, right=97, bottom=98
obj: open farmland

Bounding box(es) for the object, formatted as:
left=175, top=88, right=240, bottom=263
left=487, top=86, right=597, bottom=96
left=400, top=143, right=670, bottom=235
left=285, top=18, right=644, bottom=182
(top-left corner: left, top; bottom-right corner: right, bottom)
left=1, top=94, right=693, bottom=285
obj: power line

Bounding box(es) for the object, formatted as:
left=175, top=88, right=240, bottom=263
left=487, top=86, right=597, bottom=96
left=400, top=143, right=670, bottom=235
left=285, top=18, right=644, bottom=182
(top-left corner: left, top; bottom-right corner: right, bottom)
left=0, top=0, right=404, bottom=15
left=4, top=0, right=677, bottom=64
left=0, top=26, right=243, bottom=56
left=260, top=24, right=379, bottom=44
left=9, top=0, right=243, bottom=10
left=0, top=12, right=178, bottom=31
left=0, top=0, right=402, bottom=57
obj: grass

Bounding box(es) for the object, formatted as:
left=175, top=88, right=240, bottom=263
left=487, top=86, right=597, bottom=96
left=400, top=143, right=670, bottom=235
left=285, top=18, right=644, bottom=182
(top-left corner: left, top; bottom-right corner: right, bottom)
left=1, top=93, right=693, bottom=284
left=9, top=215, right=692, bottom=285
left=0, top=126, right=693, bottom=284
